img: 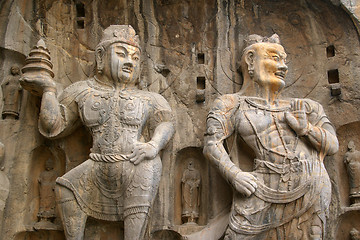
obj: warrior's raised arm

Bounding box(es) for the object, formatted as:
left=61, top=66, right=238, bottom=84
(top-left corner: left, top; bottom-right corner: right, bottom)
left=20, top=40, right=82, bottom=139
left=203, top=94, right=257, bottom=197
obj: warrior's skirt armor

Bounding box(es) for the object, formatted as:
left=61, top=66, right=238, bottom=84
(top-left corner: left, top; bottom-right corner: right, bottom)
left=56, top=154, right=162, bottom=221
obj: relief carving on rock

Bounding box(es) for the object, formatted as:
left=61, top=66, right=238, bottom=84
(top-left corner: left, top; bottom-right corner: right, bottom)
left=34, top=158, right=60, bottom=230
left=20, top=25, right=175, bottom=240
left=344, top=141, right=360, bottom=206
left=203, top=34, right=339, bottom=239
left=1, top=66, right=22, bottom=120
left=181, top=160, right=201, bottom=225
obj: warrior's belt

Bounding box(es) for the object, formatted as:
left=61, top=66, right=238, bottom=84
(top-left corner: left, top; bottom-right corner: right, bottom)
left=89, top=153, right=128, bottom=163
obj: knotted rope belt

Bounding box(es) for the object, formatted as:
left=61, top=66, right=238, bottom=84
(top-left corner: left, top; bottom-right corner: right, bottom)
left=89, top=152, right=128, bottom=163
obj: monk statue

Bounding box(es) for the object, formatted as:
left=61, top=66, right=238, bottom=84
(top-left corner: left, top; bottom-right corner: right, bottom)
left=203, top=34, right=338, bottom=240
left=20, top=25, right=175, bottom=240
left=344, top=141, right=360, bottom=206
left=34, top=158, right=59, bottom=230
left=1, top=66, right=22, bottom=119
left=181, top=160, right=201, bottom=225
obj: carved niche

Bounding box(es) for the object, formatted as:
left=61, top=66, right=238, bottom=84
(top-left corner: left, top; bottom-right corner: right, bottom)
left=173, top=147, right=208, bottom=235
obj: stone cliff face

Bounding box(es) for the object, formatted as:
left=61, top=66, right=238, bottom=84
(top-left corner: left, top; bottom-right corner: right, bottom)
left=0, top=0, right=360, bottom=239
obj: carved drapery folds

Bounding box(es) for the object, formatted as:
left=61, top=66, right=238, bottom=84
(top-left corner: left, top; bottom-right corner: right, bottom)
left=1, top=66, right=22, bottom=120
left=181, top=160, right=201, bottom=225
left=204, top=34, right=339, bottom=239
left=34, top=158, right=60, bottom=230
left=3, top=1, right=360, bottom=239
left=344, top=141, right=360, bottom=206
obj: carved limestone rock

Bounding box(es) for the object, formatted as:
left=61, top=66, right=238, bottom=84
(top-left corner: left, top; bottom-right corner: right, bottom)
left=203, top=34, right=339, bottom=240
left=351, top=228, right=360, bottom=240
left=344, top=141, right=360, bottom=206
left=0, top=141, right=9, bottom=211
left=34, top=158, right=60, bottom=230
left=0, top=141, right=9, bottom=232
left=1, top=66, right=22, bottom=120
left=20, top=25, right=175, bottom=240
left=181, top=160, right=201, bottom=225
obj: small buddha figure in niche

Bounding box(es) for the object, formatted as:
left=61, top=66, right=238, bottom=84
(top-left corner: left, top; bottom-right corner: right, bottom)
left=34, top=158, right=59, bottom=230
left=1, top=66, right=22, bottom=119
left=181, top=160, right=201, bottom=225
left=20, top=25, right=174, bottom=240
left=204, top=34, right=338, bottom=240
left=344, top=141, right=360, bottom=206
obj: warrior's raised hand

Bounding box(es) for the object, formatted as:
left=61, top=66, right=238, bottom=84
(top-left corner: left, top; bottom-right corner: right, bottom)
left=285, top=99, right=309, bottom=136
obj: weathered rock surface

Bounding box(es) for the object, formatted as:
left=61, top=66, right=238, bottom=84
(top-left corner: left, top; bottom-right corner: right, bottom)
left=0, top=0, right=360, bottom=239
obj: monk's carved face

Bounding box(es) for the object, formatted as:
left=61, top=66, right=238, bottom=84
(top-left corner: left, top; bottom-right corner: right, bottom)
left=249, top=43, right=288, bottom=90
left=107, top=42, right=141, bottom=84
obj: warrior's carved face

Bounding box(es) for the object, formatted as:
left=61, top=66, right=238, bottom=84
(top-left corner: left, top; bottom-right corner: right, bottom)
left=251, top=43, right=288, bottom=90
left=107, top=42, right=141, bottom=84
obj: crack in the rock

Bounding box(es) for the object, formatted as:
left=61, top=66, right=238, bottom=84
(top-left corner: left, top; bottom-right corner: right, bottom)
left=304, top=79, right=320, bottom=98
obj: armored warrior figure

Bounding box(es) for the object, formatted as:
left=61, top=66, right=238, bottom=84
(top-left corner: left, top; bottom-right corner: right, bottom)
left=181, top=161, right=201, bottom=224
left=344, top=141, right=360, bottom=206
left=20, top=25, right=175, bottom=240
left=203, top=34, right=338, bottom=239
left=1, top=66, right=22, bottom=119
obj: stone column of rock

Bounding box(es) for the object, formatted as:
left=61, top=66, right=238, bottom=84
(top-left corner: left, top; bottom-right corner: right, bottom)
left=0, top=142, right=9, bottom=235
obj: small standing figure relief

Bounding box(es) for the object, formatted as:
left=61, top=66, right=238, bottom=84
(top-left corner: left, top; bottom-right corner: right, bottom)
left=181, top=161, right=201, bottom=225
left=350, top=228, right=360, bottom=240
left=344, top=141, right=360, bottom=206
left=34, top=158, right=59, bottom=230
left=1, top=66, right=22, bottom=119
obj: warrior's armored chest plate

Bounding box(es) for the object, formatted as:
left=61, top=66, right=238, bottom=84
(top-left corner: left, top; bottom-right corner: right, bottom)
left=80, top=91, right=147, bottom=125
left=79, top=92, right=112, bottom=127
left=78, top=88, right=149, bottom=154
left=117, top=96, right=146, bottom=126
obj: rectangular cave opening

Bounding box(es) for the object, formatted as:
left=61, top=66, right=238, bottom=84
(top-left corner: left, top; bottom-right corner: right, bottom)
left=197, top=77, right=206, bottom=90
left=77, top=20, right=85, bottom=29
left=326, top=45, right=335, bottom=58
left=76, top=3, right=85, bottom=17
left=197, top=53, right=205, bottom=64
left=328, top=69, right=339, bottom=84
